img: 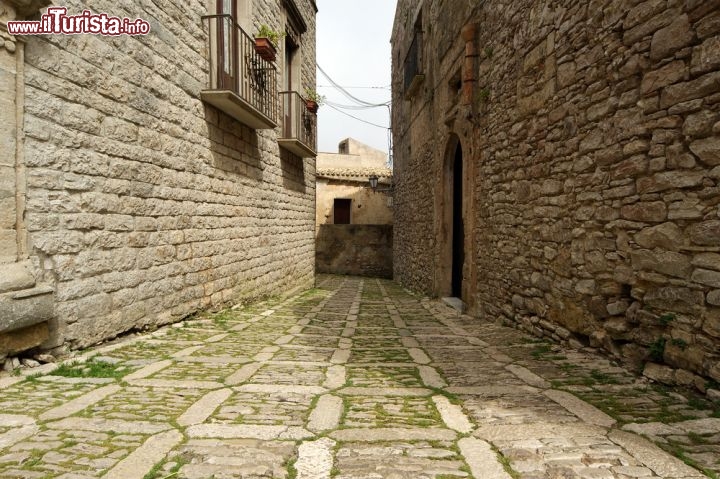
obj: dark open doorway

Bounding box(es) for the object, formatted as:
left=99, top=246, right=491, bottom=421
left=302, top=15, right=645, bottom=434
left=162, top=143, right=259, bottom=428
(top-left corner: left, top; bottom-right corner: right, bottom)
left=451, top=142, right=464, bottom=298
left=334, top=198, right=351, bottom=224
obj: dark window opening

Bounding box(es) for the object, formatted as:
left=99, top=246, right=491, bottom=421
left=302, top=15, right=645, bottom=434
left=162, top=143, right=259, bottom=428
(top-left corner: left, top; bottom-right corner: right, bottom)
left=334, top=199, right=351, bottom=224
left=403, top=10, right=424, bottom=98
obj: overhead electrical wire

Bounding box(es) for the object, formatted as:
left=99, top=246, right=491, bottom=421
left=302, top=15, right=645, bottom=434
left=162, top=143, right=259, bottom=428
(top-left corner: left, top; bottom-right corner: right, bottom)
left=324, top=99, right=388, bottom=110
left=318, top=84, right=391, bottom=90
left=325, top=103, right=389, bottom=129
left=316, top=63, right=394, bottom=166
left=317, top=63, right=390, bottom=108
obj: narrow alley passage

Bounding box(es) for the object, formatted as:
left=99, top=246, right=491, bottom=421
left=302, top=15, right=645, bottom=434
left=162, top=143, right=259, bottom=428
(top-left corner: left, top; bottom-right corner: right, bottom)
left=0, top=275, right=718, bottom=479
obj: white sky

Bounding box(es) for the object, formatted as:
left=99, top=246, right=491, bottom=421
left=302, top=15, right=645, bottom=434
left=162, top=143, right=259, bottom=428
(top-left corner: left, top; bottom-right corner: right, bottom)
left=315, top=0, right=397, bottom=155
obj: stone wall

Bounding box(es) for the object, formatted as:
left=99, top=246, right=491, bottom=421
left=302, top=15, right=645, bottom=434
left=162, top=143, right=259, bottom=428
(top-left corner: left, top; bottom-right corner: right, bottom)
left=316, top=225, right=393, bottom=278
left=0, top=0, right=55, bottom=364
left=392, top=0, right=720, bottom=387
left=3, top=0, right=317, bottom=352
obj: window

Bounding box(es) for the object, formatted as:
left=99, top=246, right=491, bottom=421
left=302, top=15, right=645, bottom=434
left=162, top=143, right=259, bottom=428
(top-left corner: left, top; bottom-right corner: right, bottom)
left=334, top=199, right=351, bottom=224
left=404, top=11, right=424, bottom=100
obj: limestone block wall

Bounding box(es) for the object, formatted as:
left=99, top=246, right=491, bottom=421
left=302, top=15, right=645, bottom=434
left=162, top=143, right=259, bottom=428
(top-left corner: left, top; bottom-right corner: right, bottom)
left=392, top=0, right=720, bottom=386
left=0, top=1, right=56, bottom=362
left=0, top=22, right=18, bottom=266
left=13, top=0, right=317, bottom=350
left=316, top=225, right=393, bottom=279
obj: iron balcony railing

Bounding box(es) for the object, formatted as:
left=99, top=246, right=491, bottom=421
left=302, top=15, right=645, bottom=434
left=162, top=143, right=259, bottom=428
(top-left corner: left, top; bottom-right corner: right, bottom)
left=201, top=14, right=279, bottom=128
left=278, top=91, right=317, bottom=158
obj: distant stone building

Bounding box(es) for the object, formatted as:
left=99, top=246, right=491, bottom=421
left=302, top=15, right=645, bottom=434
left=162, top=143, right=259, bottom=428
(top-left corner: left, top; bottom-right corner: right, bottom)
left=0, top=0, right=317, bottom=363
left=315, top=138, right=394, bottom=278
left=391, top=0, right=720, bottom=387
left=316, top=138, right=393, bottom=226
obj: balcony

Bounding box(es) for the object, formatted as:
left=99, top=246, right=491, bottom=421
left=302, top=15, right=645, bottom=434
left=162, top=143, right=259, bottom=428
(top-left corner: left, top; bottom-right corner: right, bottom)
left=404, top=34, right=424, bottom=100
left=201, top=14, right=279, bottom=129
left=278, top=91, right=317, bottom=158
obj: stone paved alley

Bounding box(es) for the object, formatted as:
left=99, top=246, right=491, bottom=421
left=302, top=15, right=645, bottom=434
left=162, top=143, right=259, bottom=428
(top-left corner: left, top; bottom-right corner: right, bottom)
left=0, top=275, right=719, bottom=479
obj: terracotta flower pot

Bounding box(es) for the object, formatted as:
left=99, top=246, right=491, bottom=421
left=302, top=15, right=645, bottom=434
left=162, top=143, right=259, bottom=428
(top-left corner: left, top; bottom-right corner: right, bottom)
left=254, top=37, right=277, bottom=62
left=305, top=100, right=319, bottom=114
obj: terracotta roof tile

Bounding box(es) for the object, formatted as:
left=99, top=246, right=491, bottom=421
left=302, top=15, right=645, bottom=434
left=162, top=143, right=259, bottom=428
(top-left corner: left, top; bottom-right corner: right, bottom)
left=317, top=167, right=393, bottom=180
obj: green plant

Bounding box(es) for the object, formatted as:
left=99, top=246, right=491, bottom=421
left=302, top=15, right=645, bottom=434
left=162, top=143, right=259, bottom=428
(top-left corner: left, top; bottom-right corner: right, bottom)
left=304, top=88, right=326, bottom=105
left=659, top=313, right=676, bottom=326
left=662, top=443, right=719, bottom=479
left=530, top=343, right=552, bottom=359
left=256, top=24, right=285, bottom=45
left=649, top=338, right=666, bottom=362
left=590, top=369, right=619, bottom=385
left=476, top=87, right=490, bottom=103
left=484, top=46, right=494, bottom=58
left=143, top=455, right=188, bottom=479
left=50, top=358, right=126, bottom=379
left=491, top=445, right=520, bottom=479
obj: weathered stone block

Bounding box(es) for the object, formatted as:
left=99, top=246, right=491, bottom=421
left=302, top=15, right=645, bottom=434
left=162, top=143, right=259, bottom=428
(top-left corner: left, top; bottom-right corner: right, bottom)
left=0, top=261, right=35, bottom=293
left=691, top=269, right=720, bottom=288
left=643, top=362, right=676, bottom=385
left=607, top=300, right=629, bottom=316
left=0, top=322, right=49, bottom=357
left=575, top=279, right=596, bottom=295
left=665, top=344, right=705, bottom=375
left=708, top=290, right=720, bottom=306
left=650, top=14, right=694, bottom=60
left=547, top=298, right=600, bottom=337
left=644, top=286, right=705, bottom=313
left=660, top=71, right=720, bottom=109
left=557, top=61, right=576, bottom=88
left=634, top=223, right=684, bottom=251
left=0, top=286, right=54, bottom=334
left=688, top=221, right=720, bottom=246
left=668, top=199, right=704, bottom=220
left=712, top=166, right=720, bottom=180
left=691, top=35, right=720, bottom=74
left=604, top=317, right=633, bottom=339
left=683, top=110, right=717, bottom=137
left=641, top=60, right=687, bottom=95
left=0, top=229, right=18, bottom=261
left=612, top=155, right=648, bottom=179
left=631, top=249, right=692, bottom=279
left=637, top=170, right=705, bottom=194
left=620, top=201, right=667, bottom=222
left=703, top=308, right=720, bottom=338
left=693, top=253, right=720, bottom=271
left=689, top=137, right=720, bottom=166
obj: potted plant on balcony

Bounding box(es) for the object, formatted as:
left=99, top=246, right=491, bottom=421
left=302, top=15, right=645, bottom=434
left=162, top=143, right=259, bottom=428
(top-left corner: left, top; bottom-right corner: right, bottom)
left=254, top=25, right=284, bottom=62
left=304, top=88, right=325, bottom=114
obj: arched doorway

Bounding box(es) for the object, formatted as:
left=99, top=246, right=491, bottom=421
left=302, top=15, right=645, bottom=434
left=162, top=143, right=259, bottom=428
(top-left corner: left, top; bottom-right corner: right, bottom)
left=437, top=134, right=466, bottom=305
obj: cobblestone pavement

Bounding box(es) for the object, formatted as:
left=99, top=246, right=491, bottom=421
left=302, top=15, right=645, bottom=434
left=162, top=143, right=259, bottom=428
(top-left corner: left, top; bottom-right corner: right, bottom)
left=0, top=275, right=719, bottom=479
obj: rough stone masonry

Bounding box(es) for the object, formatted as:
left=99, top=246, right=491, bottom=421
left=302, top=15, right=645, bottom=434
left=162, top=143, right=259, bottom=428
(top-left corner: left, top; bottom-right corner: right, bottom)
left=0, top=0, right=318, bottom=358
left=391, top=0, right=720, bottom=389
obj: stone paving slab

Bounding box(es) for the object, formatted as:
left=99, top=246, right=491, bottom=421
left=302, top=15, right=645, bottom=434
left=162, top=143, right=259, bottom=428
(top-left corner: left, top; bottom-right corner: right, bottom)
left=0, top=275, right=718, bottom=478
